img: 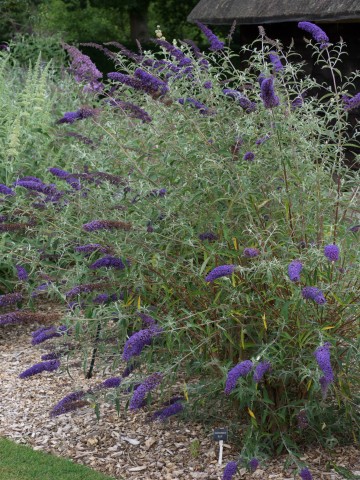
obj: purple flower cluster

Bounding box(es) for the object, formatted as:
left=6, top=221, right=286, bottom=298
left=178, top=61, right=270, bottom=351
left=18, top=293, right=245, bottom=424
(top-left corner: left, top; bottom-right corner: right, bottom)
left=288, top=260, right=303, bottom=282
left=205, top=264, right=236, bottom=282
left=243, top=248, right=260, bottom=258
left=152, top=401, right=184, bottom=421
left=19, top=359, right=60, bottom=378
left=89, top=256, right=128, bottom=270
left=122, top=325, right=162, bottom=361
left=261, top=77, right=280, bottom=109
left=113, top=100, right=152, bottom=123
left=302, top=287, right=326, bottom=305
left=0, top=292, right=23, bottom=307
left=14, top=179, right=57, bottom=196
left=63, top=44, right=103, bottom=90
left=65, top=282, right=111, bottom=299
left=50, top=390, right=85, bottom=417
left=253, top=361, right=271, bottom=383
left=41, top=352, right=62, bottom=361
left=0, top=183, right=15, bottom=195
left=178, top=97, right=211, bottom=115
left=129, top=372, right=163, bottom=410
left=343, top=93, right=360, bottom=111
left=298, top=22, right=329, bottom=49
left=291, top=96, right=304, bottom=109
left=195, top=21, right=224, bottom=51
left=134, top=68, right=169, bottom=95
left=243, top=151, right=255, bottom=161
left=154, top=39, right=192, bottom=67
left=107, top=72, right=143, bottom=90
left=93, top=293, right=118, bottom=304
left=83, top=220, right=131, bottom=232
left=314, top=343, right=334, bottom=396
left=75, top=243, right=111, bottom=254
left=15, top=264, right=28, bottom=281
left=249, top=458, right=259, bottom=472
left=203, top=81, right=212, bottom=89
left=324, top=244, right=339, bottom=261
left=269, top=52, right=283, bottom=72
left=224, top=360, right=253, bottom=394
left=57, top=108, right=98, bottom=124
left=31, top=325, right=68, bottom=345
left=100, top=377, right=122, bottom=389
left=300, top=467, right=313, bottom=480
left=256, top=134, right=270, bottom=145
left=222, top=89, right=256, bottom=113
left=222, top=461, right=238, bottom=480
left=198, top=231, right=218, bottom=241
left=138, top=312, right=157, bottom=327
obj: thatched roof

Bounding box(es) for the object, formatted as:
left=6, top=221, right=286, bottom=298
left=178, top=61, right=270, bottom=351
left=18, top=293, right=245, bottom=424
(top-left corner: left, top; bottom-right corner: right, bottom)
left=188, top=0, right=360, bottom=25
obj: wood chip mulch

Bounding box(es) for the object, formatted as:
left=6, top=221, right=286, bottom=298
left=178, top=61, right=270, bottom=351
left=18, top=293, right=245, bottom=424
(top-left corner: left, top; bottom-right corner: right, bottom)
left=0, top=322, right=359, bottom=480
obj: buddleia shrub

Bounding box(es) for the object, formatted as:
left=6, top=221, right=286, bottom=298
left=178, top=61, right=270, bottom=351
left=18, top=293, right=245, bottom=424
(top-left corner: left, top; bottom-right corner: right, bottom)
left=1, top=21, right=359, bottom=477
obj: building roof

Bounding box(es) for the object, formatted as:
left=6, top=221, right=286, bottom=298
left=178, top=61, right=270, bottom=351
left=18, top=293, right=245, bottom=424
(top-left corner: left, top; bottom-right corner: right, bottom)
left=187, top=0, right=360, bottom=25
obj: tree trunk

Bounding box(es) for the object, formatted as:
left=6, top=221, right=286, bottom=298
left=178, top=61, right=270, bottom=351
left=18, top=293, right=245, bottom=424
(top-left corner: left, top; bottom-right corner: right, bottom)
left=129, top=1, right=150, bottom=43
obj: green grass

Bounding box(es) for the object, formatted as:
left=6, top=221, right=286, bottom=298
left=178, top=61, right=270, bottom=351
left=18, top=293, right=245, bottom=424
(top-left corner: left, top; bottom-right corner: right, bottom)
left=0, top=438, right=117, bottom=480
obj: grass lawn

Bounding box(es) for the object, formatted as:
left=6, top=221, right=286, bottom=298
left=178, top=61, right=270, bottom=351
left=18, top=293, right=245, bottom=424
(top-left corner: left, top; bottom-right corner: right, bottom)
left=0, top=438, right=118, bottom=480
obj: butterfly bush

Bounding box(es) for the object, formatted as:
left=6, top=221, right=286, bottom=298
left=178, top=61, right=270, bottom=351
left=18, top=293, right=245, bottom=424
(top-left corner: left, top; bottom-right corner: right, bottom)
left=1, top=20, right=358, bottom=472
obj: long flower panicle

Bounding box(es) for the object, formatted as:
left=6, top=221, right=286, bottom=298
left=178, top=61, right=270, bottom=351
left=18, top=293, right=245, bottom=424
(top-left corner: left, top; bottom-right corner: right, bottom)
left=15, top=264, right=28, bottom=281
left=205, top=264, right=236, bottom=282
left=153, top=39, right=192, bottom=66
left=222, top=461, right=238, bottom=480
left=65, top=282, right=112, bottom=299
left=41, top=352, right=62, bottom=361
left=112, top=100, right=152, bottom=123
left=0, top=292, right=23, bottom=307
left=105, top=41, right=143, bottom=63
left=89, top=256, right=128, bottom=270
left=0, top=222, right=33, bottom=233
left=298, top=22, right=329, bottom=49
left=122, top=325, right=162, bottom=361
left=100, top=377, right=122, bottom=389
left=343, top=92, right=360, bottom=111
left=31, top=282, right=52, bottom=298
left=253, top=361, right=271, bottom=383
left=288, top=260, right=303, bottom=282
left=129, top=372, right=163, bottom=410
left=19, top=359, right=60, bottom=379
left=134, top=68, right=169, bottom=95
left=195, top=21, right=224, bottom=51
left=48, top=167, right=70, bottom=179
left=182, top=39, right=209, bottom=68
left=314, top=343, right=334, bottom=397
left=324, top=244, right=339, bottom=261
left=198, top=231, right=218, bottom=241
left=291, top=96, right=304, bottom=109
left=50, top=390, right=85, bottom=417
left=93, top=293, right=118, bottom=304
left=225, top=360, right=253, bottom=394
left=31, top=325, right=68, bottom=345
left=107, top=72, right=144, bottom=90
left=138, top=312, right=157, bottom=327
left=243, top=248, right=260, bottom=258
left=178, top=97, right=211, bottom=115
left=249, top=458, right=259, bottom=472
left=222, top=89, right=256, bottom=113
left=151, top=401, right=184, bottom=421
left=302, top=286, right=326, bottom=305
left=0, top=311, right=60, bottom=326
left=75, top=243, right=111, bottom=254
left=300, top=467, right=313, bottom=480
left=63, top=44, right=102, bottom=89
left=57, top=108, right=98, bottom=124
left=14, top=180, right=58, bottom=195
left=261, top=77, right=280, bottom=108
left=121, top=362, right=138, bottom=378
left=0, top=183, right=15, bottom=195
left=83, top=220, right=131, bottom=232
left=269, top=52, right=284, bottom=72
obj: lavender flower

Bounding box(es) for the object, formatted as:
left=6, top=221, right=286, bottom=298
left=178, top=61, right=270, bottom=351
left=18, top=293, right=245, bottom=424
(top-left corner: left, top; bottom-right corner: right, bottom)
left=0, top=222, right=32, bottom=233
left=298, top=22, right=329, bottom=49
left=195, top=21, right=224, bottom=51
left=134, top=68, right=169, bottom=95
left=203, top=81, right=212, bottom=89
left=178, top=97, right=211, bottom=115
left=14, top=180, right=57, bottom=195
left=57, top=111, right=81, bottom=124
left=129, top=372, right=163, bottom=410
left=291, top=96, right=304, bottom=109
left=324, top=244, right=339, bottom=262
left=75, top=243, right=111, bottom=254
left=0, top=311, right=59, bottom=326
left=343, top=93, right=360, bottom=111
left=243, top=151, right=255, bottom=161
left=198, top=232, right=218, bottom=241
left=205, top=264, right=236, bottom=282
left=122, top=362, right=137, bottom=378
left=107, top=72, right=144, bottom=90
left=249, top=458, right=259, bottom=472
left=222, top=89, right=256, bottom=113
left=0, top=292, right=22, bottom=307
left=41, top=352, right=62, bottom=361
left=299, top=467, right=313, bottom=480
left=138, top=312, right=157, bottom=327
left=48, top=167, right=70, bottom=179
left=31, top=325, right=68, bottom=345
left=153, top=39, right=192, bottom=67
left=269, top=52, right=283, bottom=72
left=261, top=77, right=280, bottom=109
left=93, top=293, right=117, bottom=304
left=222, top=461, right=238, bottom=480
left=0, top=215, right=7, bottom=222
left=243, top=248, right=260, bottom=258
left=302, top=287, right=326, bottom=305
left=63, top=44, right=102, bottom=89
left=288, top=260, right=303, bottom=282
left=19, top=359, right=60, bottom=378
left=100, top=377, right=122, bottom=389
left=65, top=282, right=111, bottom=299
left=0, top=184, right=15, bottom=195
left=253, top=361, right=271, bottom=383
left=113, top=100, right=152, bottom=123
left=225, top=360, right=253, bottom=394
left=83, top=220, right=131, bottom=232
left=258, top=73, right=266, bottom=86
left=122, top=325, right=162, bottom=361
left=31, top=282, right=51, bottom=298
left=15, top=264, right=28, bottom=281
left=89, top=256, right=127, bottom=270
left=256, top=134, right=270, bottom=145
left=50, top=390, right=85, bottom=417
left=152, top=401, right=184, bottom=421
left=314, top=343, right=334, bottom=396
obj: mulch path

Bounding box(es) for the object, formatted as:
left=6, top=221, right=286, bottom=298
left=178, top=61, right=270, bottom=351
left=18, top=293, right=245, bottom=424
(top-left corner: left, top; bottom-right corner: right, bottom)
left=0, top=321, right=359, bottom=480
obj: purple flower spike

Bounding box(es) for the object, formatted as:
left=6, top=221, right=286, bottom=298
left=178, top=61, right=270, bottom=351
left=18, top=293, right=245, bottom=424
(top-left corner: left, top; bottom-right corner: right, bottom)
left=50, top=390, right=85, bottom=417
left=222, top=461, right=238, bottom=480
left=253, top=361, right=271, bottom=383
left=0, top=292, right=22, bottom=307
left=19, top=360, right=60, bottom=379
left=302, top=287, right=326, bottom=305
left=225, top=360, right=253, bottom=394
left=129, top=372, right=163, bottom=410
left=269, top=52, right=283, bottom=72
left=16, top=264, right=28, bottom=281
left=288, top=260, right=303, bottom=282
left=314, top=343, right=334, bottom=388
left=195, top=21, right=224, bottom=51
left=205, top=264, right=236, bottom=282
left=0, top=184, right=15, bottom=195
left=300, top=467, right=313, bottom=480
left=122, top=325, right=162, bottom=361
left=249, top=458, right=259, bottom=472
left=243, top=248, right=260, bottom=258
left=261, top=77, right=280, bottom=109
left=343, top=93, right=360, bottom=111
left=298, top=22, right=329, bottom=49
left=100, top=377, right=122, bottom=389
left=152, top=401, right=184, bottom=421
left=75, top=243, right=111, bottom=254
left=256, top=134, right=270, bottom=145
left=89, top=256, right=127, bottom=270
left=324, top=244, right=339, bottom=262
left=243, top=151, right=255, bottom=161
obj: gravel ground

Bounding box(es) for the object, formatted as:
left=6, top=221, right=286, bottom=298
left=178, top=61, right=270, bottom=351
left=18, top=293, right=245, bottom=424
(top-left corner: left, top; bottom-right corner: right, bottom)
left=0, top=321, right=359, bottom=480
